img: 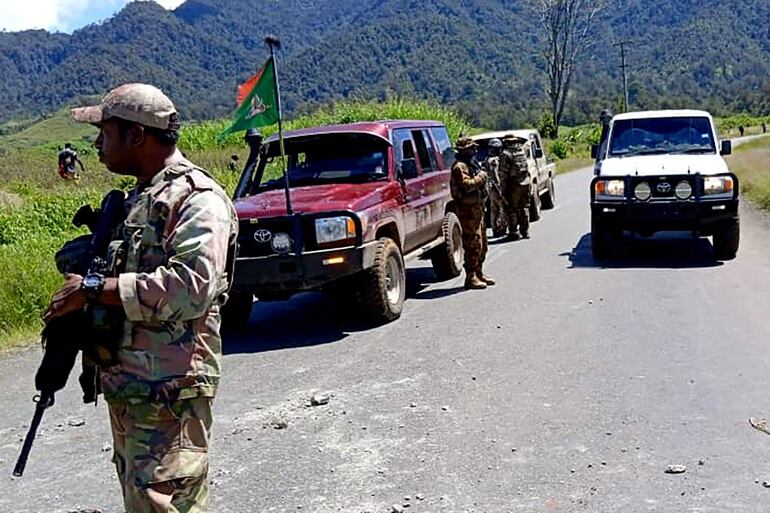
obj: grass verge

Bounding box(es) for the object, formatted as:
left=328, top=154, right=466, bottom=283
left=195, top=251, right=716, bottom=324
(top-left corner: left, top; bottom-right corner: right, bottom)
left=555, top=157, right=594, bottom=175
left=726, top=135, right=770, bottom=210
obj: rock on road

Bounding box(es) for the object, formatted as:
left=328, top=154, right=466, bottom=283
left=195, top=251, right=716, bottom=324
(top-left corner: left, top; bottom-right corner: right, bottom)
left=3, top=146, right=770, bottom=512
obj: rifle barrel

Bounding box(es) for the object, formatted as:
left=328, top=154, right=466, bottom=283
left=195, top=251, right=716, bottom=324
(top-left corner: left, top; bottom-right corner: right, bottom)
left=13, top=393, right=53, bottom=477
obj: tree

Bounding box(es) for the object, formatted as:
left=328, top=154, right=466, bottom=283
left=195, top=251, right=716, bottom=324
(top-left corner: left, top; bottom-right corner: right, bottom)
left=529, top=0, right=607, bottom=135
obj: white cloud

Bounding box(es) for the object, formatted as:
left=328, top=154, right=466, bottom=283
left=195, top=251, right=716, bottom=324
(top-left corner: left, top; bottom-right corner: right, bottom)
left=0, top=0, right=183, bottom=33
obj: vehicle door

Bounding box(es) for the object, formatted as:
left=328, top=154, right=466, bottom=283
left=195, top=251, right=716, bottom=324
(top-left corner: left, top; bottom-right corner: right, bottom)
left=411, top=128, right=447, bottom=243
left=529, top=133, right=549, bottom=191
left=430, top=125, right=455, bottom=204
left=393, top=128, right=429, bottom=253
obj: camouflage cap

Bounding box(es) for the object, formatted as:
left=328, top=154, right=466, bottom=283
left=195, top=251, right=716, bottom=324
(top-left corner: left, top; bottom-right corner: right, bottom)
left=71, top=83, right=179, bottom=130
left=455, top=137, right=478, bottom=151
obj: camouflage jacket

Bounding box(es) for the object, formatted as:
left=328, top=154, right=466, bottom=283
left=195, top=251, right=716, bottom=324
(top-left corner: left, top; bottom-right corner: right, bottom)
left=101, top=161, right=238, bottom=402
left=499, top=147, right=530, bottom=186
left=450, top=159, right=487, bottom=206
left=483, top=155, right=501, bottom=187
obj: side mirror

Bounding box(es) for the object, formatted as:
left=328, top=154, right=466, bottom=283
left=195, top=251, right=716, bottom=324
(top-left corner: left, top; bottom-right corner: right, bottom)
left=720, top=140, right=732, bottom=156
left=590, top=144, right=599, bottom=159
left=533, top=147, right=544, bottom=159
left=400, top=159, right=419, bottom=179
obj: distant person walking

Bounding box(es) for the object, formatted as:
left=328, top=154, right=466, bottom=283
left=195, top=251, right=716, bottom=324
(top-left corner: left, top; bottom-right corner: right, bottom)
left=57, top=143, right=84, bottom=181
left=228, top=153, right=240, bottom=171
left=739, top=125, right=745, bottom=137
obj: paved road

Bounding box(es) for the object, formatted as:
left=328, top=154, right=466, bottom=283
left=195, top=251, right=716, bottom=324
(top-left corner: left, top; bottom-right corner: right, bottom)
left=4, top=143, right=770, bottom=512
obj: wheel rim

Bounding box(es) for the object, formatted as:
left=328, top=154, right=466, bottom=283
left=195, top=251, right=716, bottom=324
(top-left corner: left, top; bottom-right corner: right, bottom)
left=451, top=224, right=463, bottom=267
left=385, top=256, right=402, bottom=305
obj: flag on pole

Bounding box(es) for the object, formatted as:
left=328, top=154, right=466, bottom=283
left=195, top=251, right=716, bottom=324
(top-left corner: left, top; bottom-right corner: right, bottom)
left=218, top=58, right=279, bottom=139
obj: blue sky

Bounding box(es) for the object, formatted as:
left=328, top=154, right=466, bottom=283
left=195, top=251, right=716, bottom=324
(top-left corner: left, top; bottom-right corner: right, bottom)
left=0, top=0, right=185, bottom=33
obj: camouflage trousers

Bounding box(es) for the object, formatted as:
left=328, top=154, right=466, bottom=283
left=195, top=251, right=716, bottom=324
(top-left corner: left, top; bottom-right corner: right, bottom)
left=456, top=203, right=488, bottom=275
left=108, top=397, right=212, bottom=513
left=505, top=183, right=530, bottom=236
left=488, top=183, right=508, bottom=236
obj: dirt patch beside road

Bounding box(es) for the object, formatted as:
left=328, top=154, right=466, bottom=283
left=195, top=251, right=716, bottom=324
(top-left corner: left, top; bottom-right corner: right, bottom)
left=0, top=190, right=22, bottom=208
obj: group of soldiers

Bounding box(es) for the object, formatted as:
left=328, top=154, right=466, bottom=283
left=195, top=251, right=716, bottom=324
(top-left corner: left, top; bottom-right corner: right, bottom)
left=450, top=134, right=533, bottom=290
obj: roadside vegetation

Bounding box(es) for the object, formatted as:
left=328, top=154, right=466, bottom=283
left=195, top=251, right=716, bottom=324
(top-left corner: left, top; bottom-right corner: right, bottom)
left=726, top=136, right=770, bottom=210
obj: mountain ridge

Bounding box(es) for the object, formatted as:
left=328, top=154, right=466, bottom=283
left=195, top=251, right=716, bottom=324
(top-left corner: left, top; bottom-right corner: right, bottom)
left=0, top=0, right=768, bottom=128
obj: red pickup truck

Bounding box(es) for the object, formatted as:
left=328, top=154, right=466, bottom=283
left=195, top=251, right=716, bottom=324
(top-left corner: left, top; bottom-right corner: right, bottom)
left=225, top=120, right=463, bottom=326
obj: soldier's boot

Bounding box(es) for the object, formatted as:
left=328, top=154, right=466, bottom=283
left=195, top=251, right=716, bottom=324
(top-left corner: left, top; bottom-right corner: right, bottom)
left=464, top=273, right=487, bottom=290
left=477, top=271, right=496, bottom=286
left=506, top=231, right=521, bottom=241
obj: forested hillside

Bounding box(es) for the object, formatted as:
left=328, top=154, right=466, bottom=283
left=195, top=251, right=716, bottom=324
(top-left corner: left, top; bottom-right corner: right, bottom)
left=0, top=0, right=768, bottom=129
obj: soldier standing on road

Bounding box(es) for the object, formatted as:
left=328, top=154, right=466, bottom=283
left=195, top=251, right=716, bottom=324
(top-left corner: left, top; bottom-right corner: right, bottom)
left=450, top=137, right=495, bottom=290
left=43, top=83, right=238, bottom=513
left=483, top=138, right=508, bottom=238
left=499, top=134, right=531, bottom=240
left=58, top=143, right=85, bottom=181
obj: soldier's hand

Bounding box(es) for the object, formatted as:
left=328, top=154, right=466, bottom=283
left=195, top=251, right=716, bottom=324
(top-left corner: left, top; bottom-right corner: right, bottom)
left=43, top=274, right=87, bottom=323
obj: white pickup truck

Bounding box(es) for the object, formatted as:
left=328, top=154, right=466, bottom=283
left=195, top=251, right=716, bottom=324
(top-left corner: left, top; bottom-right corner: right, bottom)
left=590, top=110, right=739, bottom=260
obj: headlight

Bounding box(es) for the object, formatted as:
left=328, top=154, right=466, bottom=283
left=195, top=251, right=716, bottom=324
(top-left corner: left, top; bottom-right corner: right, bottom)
left=675, top=181, right=692, bottom=200
left=271, top=232, right=292, bottom=254
left=595, top=179, right=625, bottom=198
left=315, top=216, right=356, bottom=244
left=703, top=176, right=734, bottom=196
left=634, top=182, right=651, bottom=201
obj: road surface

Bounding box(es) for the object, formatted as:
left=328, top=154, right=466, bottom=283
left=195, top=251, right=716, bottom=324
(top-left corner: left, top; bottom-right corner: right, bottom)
left=3, top=142, right=770, bottom=512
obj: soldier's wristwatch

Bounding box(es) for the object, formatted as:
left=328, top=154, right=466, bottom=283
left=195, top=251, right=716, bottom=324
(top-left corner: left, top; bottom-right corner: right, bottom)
left=81, top=272, right=105, bottom=302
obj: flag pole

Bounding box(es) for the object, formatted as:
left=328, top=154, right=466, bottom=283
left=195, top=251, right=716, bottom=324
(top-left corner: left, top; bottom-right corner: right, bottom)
left=265, top=35, right=293, bottom=216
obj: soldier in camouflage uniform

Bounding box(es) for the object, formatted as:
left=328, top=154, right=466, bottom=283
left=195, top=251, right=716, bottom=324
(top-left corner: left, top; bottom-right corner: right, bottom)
left=43, top=84, right=238, bottom=513
left=450, top=137, right=495, bottom=290
left=499, top=134, right=531, bottom=240
left=483, top=138, right=507, bottom=237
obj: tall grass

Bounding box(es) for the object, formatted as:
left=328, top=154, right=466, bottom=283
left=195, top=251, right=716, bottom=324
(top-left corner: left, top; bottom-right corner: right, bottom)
left=179, top=98, right=472, bottom=152
left=725, top=136, right=770, bottom=210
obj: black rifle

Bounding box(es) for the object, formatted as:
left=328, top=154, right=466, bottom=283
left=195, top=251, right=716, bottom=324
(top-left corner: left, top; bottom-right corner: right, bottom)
left=13, top=190, right=126, bottom=478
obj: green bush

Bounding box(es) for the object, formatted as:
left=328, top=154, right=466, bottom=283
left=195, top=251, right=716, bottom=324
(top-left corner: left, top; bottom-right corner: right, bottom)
left=549, top=139, right=569, bottom=159
left=537, top=112, right=558, bottom=139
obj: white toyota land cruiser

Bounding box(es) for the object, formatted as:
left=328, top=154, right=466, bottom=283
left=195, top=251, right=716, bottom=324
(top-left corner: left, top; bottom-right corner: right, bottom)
left=590, top=109, right=739, bottom=260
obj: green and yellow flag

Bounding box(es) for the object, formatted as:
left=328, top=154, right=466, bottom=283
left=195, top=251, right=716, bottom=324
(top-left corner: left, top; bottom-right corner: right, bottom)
left=218, top=58, right=279, bottom=139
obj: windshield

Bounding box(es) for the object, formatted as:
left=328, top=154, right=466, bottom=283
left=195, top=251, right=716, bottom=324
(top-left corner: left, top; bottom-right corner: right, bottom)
left=257, top=133, right=389, bottom=190
left=608, top=116, right=716, bottom=157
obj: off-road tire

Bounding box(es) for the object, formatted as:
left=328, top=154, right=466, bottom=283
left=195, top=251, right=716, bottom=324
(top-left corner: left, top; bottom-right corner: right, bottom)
left=357, top=237, right=405, bottom=324
left=431, top=213, right=464, bottom=281
left=541, top=178, right=556, bottom=210
left=529, top=185, right=542, bottom=221
left=591, top=214, right=614, bottom=261
left=712, top=218, right=740, bottom=260
left=221, top=292, right=254, bottom=330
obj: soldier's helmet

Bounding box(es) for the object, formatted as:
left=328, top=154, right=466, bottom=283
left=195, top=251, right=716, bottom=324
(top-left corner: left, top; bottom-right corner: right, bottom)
left=455, top=137, right=478, bottom=152
left=502, top=134, right=527, bottom=147
left=488, top=138, right=502, bottom=150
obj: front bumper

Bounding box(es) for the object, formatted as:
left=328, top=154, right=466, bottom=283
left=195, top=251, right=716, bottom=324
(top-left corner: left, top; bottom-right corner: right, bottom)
left=591, top=174, right=739, bottom=234
left=232, top=241, right=380, bottom=294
